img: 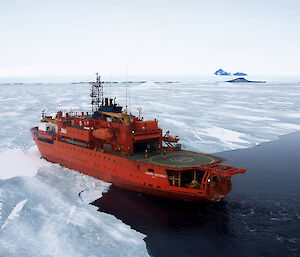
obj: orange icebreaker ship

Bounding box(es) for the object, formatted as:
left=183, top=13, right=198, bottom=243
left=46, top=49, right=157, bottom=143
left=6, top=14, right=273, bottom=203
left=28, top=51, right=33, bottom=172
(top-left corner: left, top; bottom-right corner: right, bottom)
left=31, top=74, right=246, bottom=201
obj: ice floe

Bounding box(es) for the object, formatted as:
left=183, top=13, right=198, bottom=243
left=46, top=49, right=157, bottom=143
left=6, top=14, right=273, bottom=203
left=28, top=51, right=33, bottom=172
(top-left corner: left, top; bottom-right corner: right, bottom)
left=200, top=126, right=249, bottom=144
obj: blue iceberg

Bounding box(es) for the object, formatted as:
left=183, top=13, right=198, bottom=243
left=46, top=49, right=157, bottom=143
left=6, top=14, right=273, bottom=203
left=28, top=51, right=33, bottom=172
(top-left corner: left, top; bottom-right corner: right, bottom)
left=215, top=69, right=231, bottom=76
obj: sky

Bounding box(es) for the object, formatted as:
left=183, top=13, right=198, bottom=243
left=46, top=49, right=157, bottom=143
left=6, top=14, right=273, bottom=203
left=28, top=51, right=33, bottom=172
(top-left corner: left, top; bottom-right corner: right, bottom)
left=0, top=0, right=299, bottom=78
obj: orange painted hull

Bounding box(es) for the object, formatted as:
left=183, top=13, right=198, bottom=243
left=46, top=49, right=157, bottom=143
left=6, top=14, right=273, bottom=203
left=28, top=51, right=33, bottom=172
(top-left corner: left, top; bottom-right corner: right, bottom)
left=31, top=127, right=230, bottom=201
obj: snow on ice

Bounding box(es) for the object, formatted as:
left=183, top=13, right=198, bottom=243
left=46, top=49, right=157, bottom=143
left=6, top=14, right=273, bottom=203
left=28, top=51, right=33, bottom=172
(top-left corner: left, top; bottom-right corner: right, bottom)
left=0, top=78, right=300, bottom=256
left=1, top=199, right=27, bottom=229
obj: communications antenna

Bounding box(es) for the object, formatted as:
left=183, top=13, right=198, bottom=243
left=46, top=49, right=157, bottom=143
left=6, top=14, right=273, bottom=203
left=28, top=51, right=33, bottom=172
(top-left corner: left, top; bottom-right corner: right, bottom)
left=128, top=76, right=131, bottom=113
left=125, top=70, right=131, bottom=113
left=137, top=106, right=142, bottom=120
left=125, top=71, right=128, bottom=113
left=90, top=72, right=103, bottom=112
left=123, top=71, right=126, bottom=113
left=109, top=72, right=112, bottom=99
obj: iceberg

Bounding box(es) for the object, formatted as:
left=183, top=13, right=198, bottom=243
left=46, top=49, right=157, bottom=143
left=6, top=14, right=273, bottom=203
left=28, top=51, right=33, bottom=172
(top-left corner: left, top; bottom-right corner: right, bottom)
left=226, top=77, right=265, bottom=83
left=214, top=69, right=231, bottom=76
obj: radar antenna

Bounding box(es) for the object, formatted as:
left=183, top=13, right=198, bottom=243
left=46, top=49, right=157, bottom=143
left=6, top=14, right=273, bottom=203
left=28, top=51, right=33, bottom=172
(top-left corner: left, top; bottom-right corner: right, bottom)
left=90, top=73, right=103, bottom=112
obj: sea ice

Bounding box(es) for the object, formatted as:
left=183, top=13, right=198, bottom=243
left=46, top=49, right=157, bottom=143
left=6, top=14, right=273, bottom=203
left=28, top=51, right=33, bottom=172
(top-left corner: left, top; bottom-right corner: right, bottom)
left=1, top=199, right=27, bottom=229
left=0, top=166, right=149, bottom=257
left=200, top=126, right=249, bottom=144
left=0, top=78, right=300, bottom=256
left=141, top=81, right=158, bottom=87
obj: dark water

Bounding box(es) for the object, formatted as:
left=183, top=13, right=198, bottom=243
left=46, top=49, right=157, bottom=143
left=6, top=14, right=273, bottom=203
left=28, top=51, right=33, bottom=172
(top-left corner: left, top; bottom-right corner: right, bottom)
left=92, top=132, right=300, bottom=257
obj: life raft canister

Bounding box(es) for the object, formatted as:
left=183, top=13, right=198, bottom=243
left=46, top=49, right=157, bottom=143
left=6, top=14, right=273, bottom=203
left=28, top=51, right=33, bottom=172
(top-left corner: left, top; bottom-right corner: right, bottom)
left=92, top=128, right=114, bottom=140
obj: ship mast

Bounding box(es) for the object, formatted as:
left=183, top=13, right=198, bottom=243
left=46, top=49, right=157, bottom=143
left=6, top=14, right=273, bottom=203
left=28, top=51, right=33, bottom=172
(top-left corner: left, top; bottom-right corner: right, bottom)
left=90, top=73, right=103, bottom=113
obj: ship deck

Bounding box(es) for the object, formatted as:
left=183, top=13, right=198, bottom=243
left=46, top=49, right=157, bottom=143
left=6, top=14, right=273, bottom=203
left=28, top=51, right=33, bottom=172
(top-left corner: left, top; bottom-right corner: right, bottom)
left=128, top=149, right=222, bottom=169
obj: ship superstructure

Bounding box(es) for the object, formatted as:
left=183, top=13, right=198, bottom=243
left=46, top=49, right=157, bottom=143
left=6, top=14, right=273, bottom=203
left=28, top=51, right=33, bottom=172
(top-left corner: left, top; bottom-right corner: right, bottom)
left=31, top=74, right=246, bottom=201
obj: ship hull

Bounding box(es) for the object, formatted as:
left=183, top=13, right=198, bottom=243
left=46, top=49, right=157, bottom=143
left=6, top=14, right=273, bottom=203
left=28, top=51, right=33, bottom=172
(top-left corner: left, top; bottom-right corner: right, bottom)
left=31, top=127, right=221, bottom=201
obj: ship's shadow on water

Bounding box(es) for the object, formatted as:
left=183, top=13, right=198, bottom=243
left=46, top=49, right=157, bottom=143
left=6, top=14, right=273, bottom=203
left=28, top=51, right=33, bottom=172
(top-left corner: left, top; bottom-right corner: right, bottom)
left=93, top=185, right=231, bottom=234
left=92, top=187, right=234, bottom=257
left=92, top=132, right=300, bottom=257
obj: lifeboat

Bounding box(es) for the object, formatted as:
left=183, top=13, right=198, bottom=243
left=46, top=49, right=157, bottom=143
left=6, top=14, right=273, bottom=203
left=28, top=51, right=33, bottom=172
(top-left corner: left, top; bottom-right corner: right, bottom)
left=93, top=128, right=114, bottom=140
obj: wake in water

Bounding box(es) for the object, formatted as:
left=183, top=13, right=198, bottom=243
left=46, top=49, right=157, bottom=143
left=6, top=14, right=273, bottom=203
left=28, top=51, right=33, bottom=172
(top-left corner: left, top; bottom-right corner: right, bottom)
left=0, top=146, right=49, bottom=180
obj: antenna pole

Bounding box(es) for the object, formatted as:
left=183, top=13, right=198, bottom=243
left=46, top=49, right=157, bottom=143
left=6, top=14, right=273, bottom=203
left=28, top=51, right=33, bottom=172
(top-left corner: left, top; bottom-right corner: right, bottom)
left=128, top=74, right=131, bottom=113
left=110, top=72, right=112, bottom=99
left=125, top=71, right=128, bottom=113
left=90, top=72, right=103, bottom=113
